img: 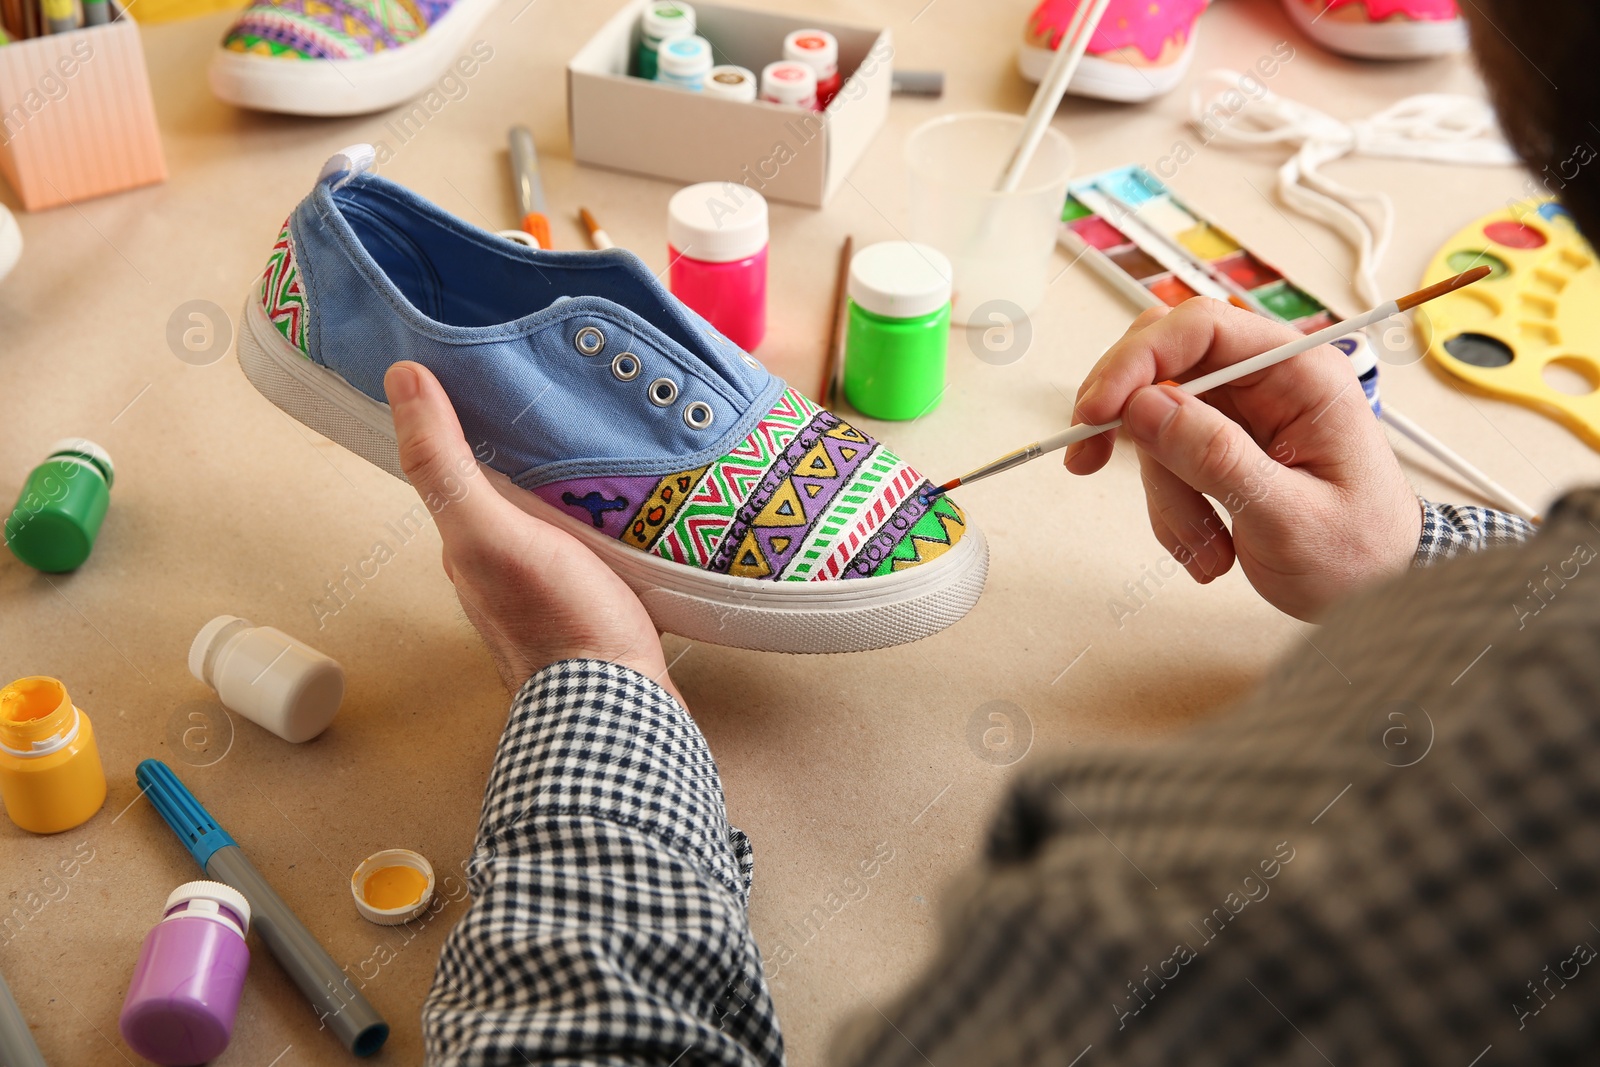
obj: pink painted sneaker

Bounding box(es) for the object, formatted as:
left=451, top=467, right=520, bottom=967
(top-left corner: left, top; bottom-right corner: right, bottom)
left=1283, top=0, right=1466, bottom=59
left=1018, top=0, right=1209, bottom=102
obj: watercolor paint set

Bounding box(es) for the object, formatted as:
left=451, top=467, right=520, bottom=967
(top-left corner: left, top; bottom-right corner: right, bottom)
left=1059, top=164, right=1340, bottom=335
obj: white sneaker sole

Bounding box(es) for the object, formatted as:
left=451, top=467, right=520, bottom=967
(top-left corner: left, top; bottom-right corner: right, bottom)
left=237, top=298, right=989, bottom=654
left=1017, top=24, right=1198, bottom=102
left=1283, top=0, right=1467, bottom=58
left=208, top=0, right=498, bottom=116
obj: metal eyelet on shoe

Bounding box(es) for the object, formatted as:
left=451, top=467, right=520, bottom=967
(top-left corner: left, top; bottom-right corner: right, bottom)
left=647, top=378, right=679, bottom=407
left=611, top=353, right=640, bottom=381
left=683, top=401, right=715, bottom=430
left=740, top=352, right=760, bottom=370
left=575, top=326, right=605, bottom=356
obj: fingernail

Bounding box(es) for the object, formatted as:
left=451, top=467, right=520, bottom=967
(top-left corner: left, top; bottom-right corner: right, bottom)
left=385, top=363, right=420, bottom=405
left=1076, top=379, right=1105, bottom=418
left=1124, top=385, right=1180, bottom=443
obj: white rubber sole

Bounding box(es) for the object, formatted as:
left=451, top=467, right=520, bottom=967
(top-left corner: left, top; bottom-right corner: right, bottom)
left=236, top=298, right=989, bottom=654
left=208, top=0, right=499, bottom=116
left=0, top=206, right=20, bottom=283
left=1283, top=0, right=1467, bottom=59
left=1017, top=24, right=1198, bottom=102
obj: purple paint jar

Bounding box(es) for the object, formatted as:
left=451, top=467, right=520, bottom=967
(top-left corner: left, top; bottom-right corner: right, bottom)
left=120, top=881, right=251, bottom=1066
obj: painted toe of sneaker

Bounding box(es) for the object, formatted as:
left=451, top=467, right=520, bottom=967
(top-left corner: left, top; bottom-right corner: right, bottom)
left=530, top=386, right=977, bottom=585
left=526, top=386, right=989, bottom=652
left=1283, top=0, right=1467, bottom=58
left=210, top=0, right=499, bottom=115
left=1018, top=0, right=1209, bottom=100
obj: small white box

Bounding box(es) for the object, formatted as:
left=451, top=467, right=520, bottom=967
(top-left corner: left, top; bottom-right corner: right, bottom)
left=568, top=0, right=892, bottom=208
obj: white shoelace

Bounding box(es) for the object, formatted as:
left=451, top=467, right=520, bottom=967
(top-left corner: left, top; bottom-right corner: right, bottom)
left=1188, top=69, right=1519, bottom=305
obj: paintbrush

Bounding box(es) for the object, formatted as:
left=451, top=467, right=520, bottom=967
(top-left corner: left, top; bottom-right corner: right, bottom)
left=996, top=0, right=1112, bottom=193
left=579, top=207, right=614, bottom=249
left=819, top=235, right=852, bottom=403
left=927, top=266, right=1492, bottom=499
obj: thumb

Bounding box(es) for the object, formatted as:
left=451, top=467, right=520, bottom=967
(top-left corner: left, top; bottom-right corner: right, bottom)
left=385, top=361, right=513, bottom=548
left=1122, top=384, right=1279, bottom=515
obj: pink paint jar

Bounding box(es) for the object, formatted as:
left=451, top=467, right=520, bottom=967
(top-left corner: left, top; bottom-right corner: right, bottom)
left=667, top=182, right=768, bottom=352
left=760, top=60, right=817, bottom=110
left=783, top=29, right=839, bottom=109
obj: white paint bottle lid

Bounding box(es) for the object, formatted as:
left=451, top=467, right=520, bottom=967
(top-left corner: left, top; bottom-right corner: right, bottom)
left=189, top=616, right=345, bottom=744
left=848, top=241, right=954, bottom=320
left=783, top=29, right=838, bottom=79
left=657, top=34, right=712, bottom=85
left=668, top=182, right=768, bottom=263
left=703, top=64, right=757, bottom=102
left=641, top=0, right=695, bottom=44
left=760, top=61, right=817, bottom=108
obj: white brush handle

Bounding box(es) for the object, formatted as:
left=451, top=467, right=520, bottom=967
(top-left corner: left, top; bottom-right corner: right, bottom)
left=1380, top=405, right=1539, bottom=520
left=997, top=0, right=1112, bottom=194
left=1037, top=300, right=1404, bottom=455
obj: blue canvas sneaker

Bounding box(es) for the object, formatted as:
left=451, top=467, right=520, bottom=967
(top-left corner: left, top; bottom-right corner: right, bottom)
left=238, top=146, right=988, bottom=654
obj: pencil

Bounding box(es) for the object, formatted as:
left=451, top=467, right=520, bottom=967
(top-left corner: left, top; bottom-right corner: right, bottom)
left=928, top=266, right=1493, bottom=498
left=819, top=235, right=852, bottom=404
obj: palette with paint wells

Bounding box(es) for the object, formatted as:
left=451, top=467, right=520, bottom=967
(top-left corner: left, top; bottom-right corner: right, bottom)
left=1059, top=164, right=1341, bottom=334
left=1416, top=201, right=1600, bottom=451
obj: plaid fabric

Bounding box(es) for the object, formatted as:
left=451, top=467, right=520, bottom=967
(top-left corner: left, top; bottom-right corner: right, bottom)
left=422, top=660, right=783, bottom=1066
left=425, top=490, right=1585, bottom=1067
left=1414, top=497, right=1536, bottom=567
left=837, top=489, right=1600, bottom=1065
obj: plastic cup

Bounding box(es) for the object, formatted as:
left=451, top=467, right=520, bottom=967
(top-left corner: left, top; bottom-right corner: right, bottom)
left=906, top=112, right=1074, bottom=326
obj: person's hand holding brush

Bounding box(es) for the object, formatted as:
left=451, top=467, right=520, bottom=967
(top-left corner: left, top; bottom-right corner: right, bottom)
left=1065, top=298, right=1421, bottom=621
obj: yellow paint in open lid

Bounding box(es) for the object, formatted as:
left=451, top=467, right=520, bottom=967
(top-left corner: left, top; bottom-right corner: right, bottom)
left=350, top=849, right=434, bottom=926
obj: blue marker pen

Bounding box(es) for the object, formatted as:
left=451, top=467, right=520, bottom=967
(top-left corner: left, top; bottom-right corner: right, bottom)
left=136, top=759, right=389, bottom=1057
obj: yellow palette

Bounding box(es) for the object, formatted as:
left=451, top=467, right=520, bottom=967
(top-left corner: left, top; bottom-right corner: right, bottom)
left=1417, top=201, right=1600, bottom=451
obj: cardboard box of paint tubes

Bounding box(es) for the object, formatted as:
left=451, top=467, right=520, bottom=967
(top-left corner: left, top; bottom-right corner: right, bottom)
left=0, top=2, right=167, bottom=211
left=568, top=0, right=892, bottom=208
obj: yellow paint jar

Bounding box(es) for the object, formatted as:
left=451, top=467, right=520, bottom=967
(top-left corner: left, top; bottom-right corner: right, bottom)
left=350, top=849, right=434, bottom=926
left=0, top=677, right=107, bottom=834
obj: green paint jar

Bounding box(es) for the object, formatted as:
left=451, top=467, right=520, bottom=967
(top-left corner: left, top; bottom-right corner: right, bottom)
left=843, top=241, right=953, bottom=421
left=637, top=1, right=695, bottom=81
left=4, top=439, right=114, bottom=573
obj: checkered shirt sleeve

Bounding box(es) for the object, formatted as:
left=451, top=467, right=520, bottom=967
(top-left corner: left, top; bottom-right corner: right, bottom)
left=422, top=660, right=783, bottom=1067
left=835, top=489, right=1600, bottom=1066
left=1414, top=498, right=1535, bottom=566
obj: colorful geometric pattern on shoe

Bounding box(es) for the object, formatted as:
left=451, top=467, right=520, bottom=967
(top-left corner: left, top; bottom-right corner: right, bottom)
left=1024, top=0, right=1209, bottom=63
left=222, top=0, right=456, bottom=60
left=532, top=386, right=967, bottom=582
left=259, top=217, right=309, bottom=357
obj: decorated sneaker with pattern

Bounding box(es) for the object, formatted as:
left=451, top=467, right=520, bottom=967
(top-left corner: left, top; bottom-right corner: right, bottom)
left=238, top=146, right=988, bottom=654
left=1018, top=0, right=1209, bottom=102
left=1283, top=0, right=1465, bottom=59
left=208, top=0, right=497, bottom=116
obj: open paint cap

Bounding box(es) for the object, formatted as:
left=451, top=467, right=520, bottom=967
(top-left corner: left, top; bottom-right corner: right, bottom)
left=351, top=849, right=435, bottom=925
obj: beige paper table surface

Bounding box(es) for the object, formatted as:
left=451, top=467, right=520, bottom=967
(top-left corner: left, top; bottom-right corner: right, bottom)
left=2, top=1, right=1596, bottom=1063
